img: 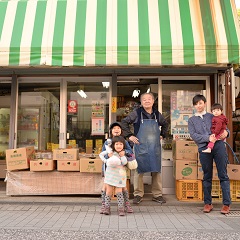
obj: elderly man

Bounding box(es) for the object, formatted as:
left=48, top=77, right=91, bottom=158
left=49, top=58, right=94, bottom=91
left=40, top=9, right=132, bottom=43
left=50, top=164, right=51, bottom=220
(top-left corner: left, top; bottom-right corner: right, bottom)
left=121, top=92, right=168, bottom=204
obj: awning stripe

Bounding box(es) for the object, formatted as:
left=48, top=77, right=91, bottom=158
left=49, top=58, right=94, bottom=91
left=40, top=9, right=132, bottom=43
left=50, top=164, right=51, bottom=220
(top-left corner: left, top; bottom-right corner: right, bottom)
left=0, top=0, right=240, bottom=67
left=73, top=0, right=86, bottom=66
left=95, top=0, right=107, bottom=65
left=179, top=0, right=195, bottom=65
left=9, top=1, right=27, bottom=65
left=158, top=0, right=172, bottom=65
left=51, top=0, right=67, bottom=66
left=138, top=0, right=150, bottom=65
left=30, top=1, right=47, bottom=65
left=117, top=0, right=128, bottom=65
left=0, top=1, right=7, bottom=42
left=220, top=0, right=240, bottom=64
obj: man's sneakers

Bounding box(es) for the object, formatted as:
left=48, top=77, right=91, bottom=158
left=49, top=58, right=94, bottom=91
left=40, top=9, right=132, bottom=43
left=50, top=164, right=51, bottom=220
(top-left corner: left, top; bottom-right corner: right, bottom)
left=221, top=205, right=230, bottom=214
left=203, top=204, right=213, bottom=213
left=133, top=195, right=143, bottom=204
left=152, top=196, right=166, bottom=203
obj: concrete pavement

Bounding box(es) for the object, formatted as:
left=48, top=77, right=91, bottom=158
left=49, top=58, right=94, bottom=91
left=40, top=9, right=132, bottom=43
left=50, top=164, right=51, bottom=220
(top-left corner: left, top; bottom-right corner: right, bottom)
left=0, top=181, right=240, bottom=239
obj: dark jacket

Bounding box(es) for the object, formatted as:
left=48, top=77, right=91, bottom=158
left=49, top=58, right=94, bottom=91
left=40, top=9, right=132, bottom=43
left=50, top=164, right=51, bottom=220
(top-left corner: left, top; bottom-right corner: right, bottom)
left=121, top=107, right=168, bottom=138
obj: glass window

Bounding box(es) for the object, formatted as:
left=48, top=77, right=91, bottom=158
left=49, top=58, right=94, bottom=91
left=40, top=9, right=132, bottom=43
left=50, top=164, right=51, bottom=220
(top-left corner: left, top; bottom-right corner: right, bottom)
left=17, top=82, right=60, bottom=150
left=0, top=82, right=11, bottom=161
left=161, top=80, right=206, bottom=159
left=67, top=81, right=109, bottom=154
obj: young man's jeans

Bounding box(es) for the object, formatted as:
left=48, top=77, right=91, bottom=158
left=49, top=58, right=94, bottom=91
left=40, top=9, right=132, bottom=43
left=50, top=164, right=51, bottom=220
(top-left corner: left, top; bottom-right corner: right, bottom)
left=199, top=140, right=231, bottom=206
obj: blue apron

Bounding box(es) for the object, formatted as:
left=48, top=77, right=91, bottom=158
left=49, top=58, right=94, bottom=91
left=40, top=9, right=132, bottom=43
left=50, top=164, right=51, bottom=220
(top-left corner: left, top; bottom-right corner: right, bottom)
left=134, top=112, right=161, bottom=174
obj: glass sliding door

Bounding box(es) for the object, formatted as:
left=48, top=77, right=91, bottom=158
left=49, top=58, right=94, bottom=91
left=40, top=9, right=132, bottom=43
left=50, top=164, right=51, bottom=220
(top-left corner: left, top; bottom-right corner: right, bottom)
left=17, top=80, right=60, bottom=151
left=159, top=77, right=210, bottom=160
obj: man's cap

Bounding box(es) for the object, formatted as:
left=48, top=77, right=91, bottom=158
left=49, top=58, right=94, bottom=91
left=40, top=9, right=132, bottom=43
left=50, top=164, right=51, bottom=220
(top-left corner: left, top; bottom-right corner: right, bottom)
left=109, top=122, right=122, bottom=130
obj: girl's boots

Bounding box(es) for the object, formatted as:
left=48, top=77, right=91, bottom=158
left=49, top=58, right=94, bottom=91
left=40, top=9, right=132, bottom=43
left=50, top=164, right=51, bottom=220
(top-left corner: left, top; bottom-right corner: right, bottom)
left=123, top=190, right=133, bottom=213
left=116, top=192, right=125, bottom=216
left=100, top=190, right=106, bottom=214
left=104, top=195, right=111, bottom=215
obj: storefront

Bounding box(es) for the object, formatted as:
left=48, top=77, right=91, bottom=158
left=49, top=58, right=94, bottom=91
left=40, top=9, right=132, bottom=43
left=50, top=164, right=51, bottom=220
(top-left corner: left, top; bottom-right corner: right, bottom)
left=0, top=0, right=240, bottom=194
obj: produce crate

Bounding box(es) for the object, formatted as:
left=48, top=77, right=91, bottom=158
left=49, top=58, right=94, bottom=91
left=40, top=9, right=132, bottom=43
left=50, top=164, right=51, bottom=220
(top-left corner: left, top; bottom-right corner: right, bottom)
left=211, top=180, right=222, bottom=201
left=230, top=180, right=240, bottom=202
left=176, top=180, right=202, bottom=201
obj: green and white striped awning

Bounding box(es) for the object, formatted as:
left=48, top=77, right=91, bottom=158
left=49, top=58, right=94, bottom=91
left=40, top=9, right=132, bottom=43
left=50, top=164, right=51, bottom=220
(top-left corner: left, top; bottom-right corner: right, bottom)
left=0, top=0, right=240, bottom=67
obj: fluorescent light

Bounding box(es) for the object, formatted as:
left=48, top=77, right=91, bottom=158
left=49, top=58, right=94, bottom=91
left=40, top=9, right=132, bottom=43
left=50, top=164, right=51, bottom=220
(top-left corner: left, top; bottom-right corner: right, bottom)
left=77, top=90, right=87, bottom=98
left=132, top=89, right=140, bottom=98
left=102, top=82, right=110, bottom=88
left=147, top=87, right=151, bottom=93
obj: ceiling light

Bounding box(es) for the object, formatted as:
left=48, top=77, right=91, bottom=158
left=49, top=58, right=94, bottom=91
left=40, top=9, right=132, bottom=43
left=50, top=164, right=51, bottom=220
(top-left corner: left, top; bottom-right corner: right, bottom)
left=147, top=87, right=151, bottom=93
left=102, top=82, right=110, bottom=88
left=77, top=90, right=87, bottom=98
left=132, top=89, right=140, bottom=98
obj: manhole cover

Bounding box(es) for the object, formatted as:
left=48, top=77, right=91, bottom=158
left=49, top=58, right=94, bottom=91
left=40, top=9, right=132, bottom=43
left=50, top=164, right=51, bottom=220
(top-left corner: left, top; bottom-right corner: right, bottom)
left=225, top=211, right=240, bottom=217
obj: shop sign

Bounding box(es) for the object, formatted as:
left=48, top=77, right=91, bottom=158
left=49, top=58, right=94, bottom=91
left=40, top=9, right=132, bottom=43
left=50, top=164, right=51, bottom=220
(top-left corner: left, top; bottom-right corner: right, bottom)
left=111, top=97, right=117, bottom=112
left=68, top=100, right=77, bottom=113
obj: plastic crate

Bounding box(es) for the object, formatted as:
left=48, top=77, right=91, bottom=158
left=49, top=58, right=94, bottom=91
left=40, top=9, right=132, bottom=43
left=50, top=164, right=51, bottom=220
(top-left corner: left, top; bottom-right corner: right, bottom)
left=211, top=180, right=222, bottom=201
left=230, top=180, right=240, bottom=202
left=176, top=180, right=202, bottom=201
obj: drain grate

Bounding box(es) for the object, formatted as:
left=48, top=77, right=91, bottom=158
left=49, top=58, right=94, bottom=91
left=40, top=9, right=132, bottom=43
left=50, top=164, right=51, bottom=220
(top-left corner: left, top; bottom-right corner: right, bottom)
left=225, top=211, right=240, bottom=217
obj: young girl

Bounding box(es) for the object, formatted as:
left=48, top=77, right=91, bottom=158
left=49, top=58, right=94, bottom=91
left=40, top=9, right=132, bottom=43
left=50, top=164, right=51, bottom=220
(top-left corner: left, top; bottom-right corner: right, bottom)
left=99, top=135, right=128, bottom=216
left=99, top=122, right=133, bottom=215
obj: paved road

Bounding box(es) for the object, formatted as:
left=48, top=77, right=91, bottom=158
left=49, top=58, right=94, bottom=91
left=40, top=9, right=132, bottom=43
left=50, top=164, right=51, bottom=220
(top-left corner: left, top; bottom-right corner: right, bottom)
left=0, top=200, right=240, bottom=240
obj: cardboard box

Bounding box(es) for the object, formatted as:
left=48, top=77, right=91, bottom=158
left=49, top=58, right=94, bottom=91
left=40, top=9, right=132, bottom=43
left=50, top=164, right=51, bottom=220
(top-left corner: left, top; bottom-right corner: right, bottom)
left=80, top=157, right=102, bottom=173
left=173, top=160, right=197, bottom=180
left=53, top=148, right=79, bottom=160
left=6, top=146, right=35, bottom=171
left=172, top=140, right=198, bottom=160
left=57, top=160, right=80, bottom=171
left=197, top=165, right=218, bottom=180
left=227, top=164, right=240, bottom=180
left=30, top=159, right=56, bottom=171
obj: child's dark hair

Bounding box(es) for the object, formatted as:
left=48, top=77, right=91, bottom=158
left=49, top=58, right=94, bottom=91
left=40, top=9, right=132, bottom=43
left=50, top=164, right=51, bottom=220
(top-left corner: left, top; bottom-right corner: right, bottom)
left=111, top=136, right=126, bottom=151
left=211, top=103, right=223, bottom=111
left=192, top=94, right=206, bottom=105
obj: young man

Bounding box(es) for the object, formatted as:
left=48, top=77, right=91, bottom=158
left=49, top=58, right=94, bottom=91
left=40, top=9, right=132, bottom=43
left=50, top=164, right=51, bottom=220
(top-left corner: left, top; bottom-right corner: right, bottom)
left=188, top=94, right=231, bottom=214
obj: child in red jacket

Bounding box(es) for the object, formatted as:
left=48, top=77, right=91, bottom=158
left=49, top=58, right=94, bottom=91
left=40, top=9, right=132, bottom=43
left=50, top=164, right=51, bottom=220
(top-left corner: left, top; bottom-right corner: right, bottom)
left=202, top=103, right=228, bottom=153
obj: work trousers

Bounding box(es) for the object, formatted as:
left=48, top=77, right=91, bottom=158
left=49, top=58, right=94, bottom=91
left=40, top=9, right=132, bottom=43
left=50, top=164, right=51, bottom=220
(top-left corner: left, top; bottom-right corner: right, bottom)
left=133, top=171, right=162, bottom=198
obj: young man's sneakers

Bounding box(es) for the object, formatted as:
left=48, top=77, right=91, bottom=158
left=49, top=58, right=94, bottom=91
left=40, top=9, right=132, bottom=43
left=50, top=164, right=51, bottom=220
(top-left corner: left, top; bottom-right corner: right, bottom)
left=152, top=196, right=166, bottom=203
left=133, top=195, right=143, bottom=204
left=203, top=204, right=213, bottom=213
left=221, top=205, right=230, bottom=214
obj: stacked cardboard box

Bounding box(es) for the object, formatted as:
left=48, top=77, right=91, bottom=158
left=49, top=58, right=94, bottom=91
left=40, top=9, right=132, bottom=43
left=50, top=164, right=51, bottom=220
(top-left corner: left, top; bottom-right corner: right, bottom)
left=172, top=140, right=198, bottom=180
left=53, top=148, right=80, bottom=171
left=172, top=140, right=200, bottom=201
left=6, top=146, right=35, bottom=171
left=30, top=159, right=56, bottom=171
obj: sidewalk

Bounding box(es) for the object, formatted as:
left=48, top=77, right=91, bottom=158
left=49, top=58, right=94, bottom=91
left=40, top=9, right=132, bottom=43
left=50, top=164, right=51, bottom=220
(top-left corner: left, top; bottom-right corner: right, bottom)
left=0, top=180, right=240, bottom=239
